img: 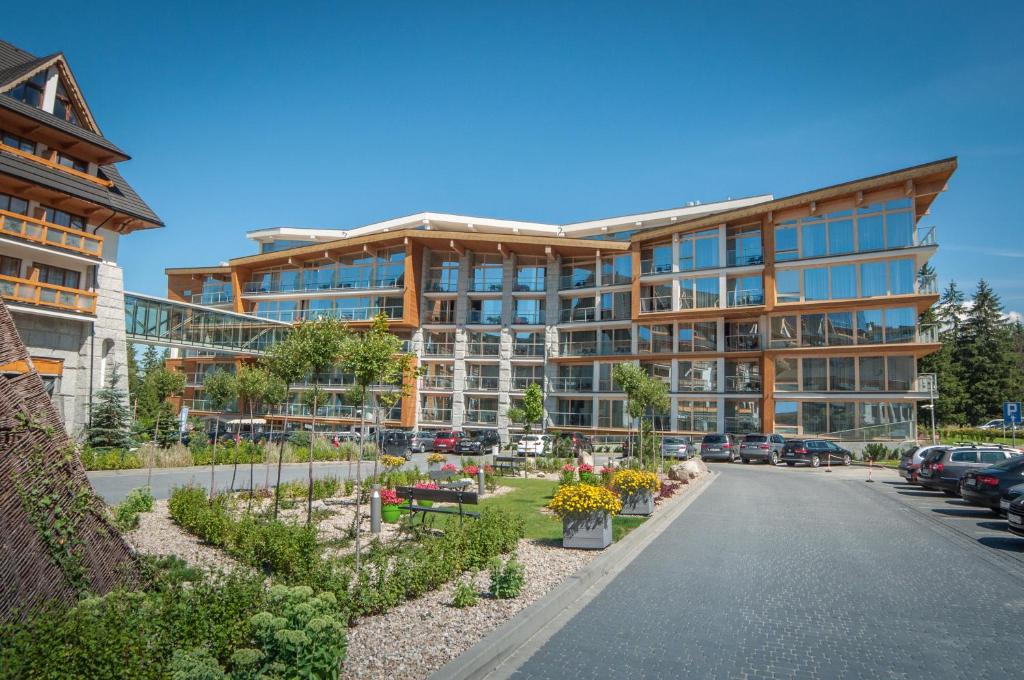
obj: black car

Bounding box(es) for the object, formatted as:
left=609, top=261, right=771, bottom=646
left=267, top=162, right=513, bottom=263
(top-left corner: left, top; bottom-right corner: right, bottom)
left=781, top=439, right=852, bottom=468
left=1000, top=483, right=1024, bottom=515
left=700, top=434, right=740, bottom=462
left=918, top=446, right=1016, bottom=495
left=1007, top=495, right=1024, bottom=538
left=381, top=430, right=414, bottom=459
left=456, top=429, right=501, bottom=455
left=960, top=456, right=1024, bottom=513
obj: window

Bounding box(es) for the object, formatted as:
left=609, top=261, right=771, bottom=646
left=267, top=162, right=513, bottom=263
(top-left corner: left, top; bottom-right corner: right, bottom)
left=857, top=310, right=884, bottom=344
left=776, top=270, right=800, bottom=303
left=515, top=258, right=546, bottom=292
left=1, top=129, right=35, bottom=153
left=679, top=228, right=719, bottom=271
left=775, top=357, right=798, bottom=391
left=641, top=361, right=672, bottom=386
left=427, top=252, right=459, bottom=292
left=640, top=283, right=672, bottom=312
left=680, top=277, right=719, bottom=309
left=36, top=263, right=80, bottom=289
left=770, top=316, right=797, bottom=349
left=424, top=331, right=456, bottom=356
left=467, top=331, right=501, bottom=356
left=53, top=80, right=80, bottom=126
left=829, top=357, right=856, bottom=391
left=254, top=300, right=298, bottom=322
left=513, top=298, right=544, bottom=325
left=980, top=451, right=1006, bottom=464
left=598, top=400, right=627, bottom=428
left=561, top=257, right=596, bottom=289
left=561, top=295, right=596, bottom=323
left=775, top=223, right=798, bottom=261
left=469, top=298, right=503, bottom=324
left=0, top=192, right=29, bottom=216
left=471, top=254, right=503, bottom=292
left=425, top=298, right=455, bottom=324
left=7, top=71, right=46, bottom=109
left=727, top=224, right=762, bottom=266
left=727, top=275, right=763, bottom=307
left=830, top=265, right=856, bottom=299
left=42, top=206, right=86, bottom=230
left=860, top=261, right=887, bottom=297
left=678, top=360, right=717, bottom=392
left=828, top=312, right=855, bottom=345
left=677, top=400, right=718, bottom=433
left=56, top=152, right=87, bottom=172
left=0, top=254, right=22, bottom=278
left=641, top=243, right=672, bottom=275
left=885, top=307, right=916, bottom=344
left=801, top=219, right=826, bottom=258
left=890, top=259, right=915, bottom=295
left=802, top=358, right=827, bottom=391
left=513, top=331, right=545, bottom=357
left=803, top=268, right=828, bottom=300
left=678, top=321, right=718, bottom=352
left=599, top=291, right=630, bottom=321
left=725, top=360, right=760, bottom=393
left=887, top=356, right=914, bottom=391
left=774, top=401, right=798, bottom=432
left=950, top=450, right=977, bottom=463
left=828, top=217, right=854, bottom=255
left=801, top=314, right=826, bottom=347
left=803, top=402, right=827, bottom=434
left=859, top=357, right=885, bottom=391
left=601, top=254, right=631, bottom=286
left=829, top=402, right=856, bottom=433
left=637, top=324, right=672, bottom=354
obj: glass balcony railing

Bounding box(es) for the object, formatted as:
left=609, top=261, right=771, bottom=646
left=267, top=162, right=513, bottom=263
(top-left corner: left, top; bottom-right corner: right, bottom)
left=918, top=274, right=938, bottom=295
left=513, top=342, right=545, bottom=358
left=467, top=343, right=501, bottom=357
left=470, top=277, right=503, bottom=293
left=510, top=376, right=541, bottom=391
left=469, top=311, right=503, bottom=325
left=465, top=409, right=499, bottom=424
left=726, top=289, right=765, bottom=308
left=255, top=305, right=403, bottom=323
left=640, top=295, right=672, bottom=313
left=1, top=274, right=97, bottom=314
left=512, top=311, right=544, bottom=325
left=560, top=307, right=598, bottom=323
left=726, top=252, right=764, bottom=267
left=1, top=209, right=103, bottom=257
left=423, top=342, right=455, bottom=357
left=550, top=411, right=593, bottom=427
left=420, top=408, right=452, bottom=423
left=425, top=278, right=458, bottom=293
left=919, top=324, right=938, bottom=344
left=560, top=274, right=596, bottom=290
left=421, top=375, right=454, bottom=390
left=725, top=334, right=761, bottom=352
left=549, top=376, right=594, bottom=392
left=677, top=378, right=717, bottom=393
left=191, top=290, right=234, bottom=305
left=558, top=341, right=632, bottom=357
left=465, top=376, right=500, bottom=391
left=724, top=375, right=762, bottom=393
left=244, top=273, right=403, bottom=295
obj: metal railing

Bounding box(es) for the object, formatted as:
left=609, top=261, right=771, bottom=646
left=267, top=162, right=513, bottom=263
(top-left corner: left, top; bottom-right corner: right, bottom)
left=916, top=226, right=937, bottom=247
left=513, top=278, right=546, bottom=293
left=726, top=252, right=764, bottom=267
left=549, top=376, right=594, bottom=392
left=725, top=334, right=760, bottom=351
left=191, top=290, right=234, bottom=305
left=423, top=342, right=455, bottom=357
left=1, top=274, right=97, bottom=314
left=559, top=274, right=596, bottom=290
left=640, top=295, right=672, bottom=313
left=0, top=209, right=103, bottom=257
left=254, top=305, right=403, bottom=323
left=465, top=376, right=500, bottom=391
left=470, top=279, right=503, bottom=293
left=425, top=279, right=458, bottom=293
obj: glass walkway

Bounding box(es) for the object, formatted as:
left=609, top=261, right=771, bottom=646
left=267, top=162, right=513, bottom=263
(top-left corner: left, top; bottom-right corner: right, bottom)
left=124, top=292, right=291, bottom=356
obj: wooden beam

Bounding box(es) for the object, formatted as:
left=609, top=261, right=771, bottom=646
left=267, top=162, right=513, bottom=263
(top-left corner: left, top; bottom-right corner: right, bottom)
left=450, top=239, right=464, bottom=256
left=913, top=179, right=947, bottom=197
left=855, top=191, right=864, bottom=206
left=904, top=179, right=914, bottom=197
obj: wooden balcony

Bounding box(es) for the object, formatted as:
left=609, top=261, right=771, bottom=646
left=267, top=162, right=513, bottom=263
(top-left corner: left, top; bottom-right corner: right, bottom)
left=0, top=141, right=114, bottom=188
left=0, top=274, right=97, bottom=315
left=0, top=209, right=103, bottom=258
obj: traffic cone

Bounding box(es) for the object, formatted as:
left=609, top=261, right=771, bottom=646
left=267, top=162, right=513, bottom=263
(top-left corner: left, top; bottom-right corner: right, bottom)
left=866, top=457, right=874, bottom=483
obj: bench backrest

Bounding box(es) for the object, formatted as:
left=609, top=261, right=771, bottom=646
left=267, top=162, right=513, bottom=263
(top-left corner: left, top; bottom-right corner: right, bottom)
left=494, top=456, right=522, bottom=463
left=396, top=486, right=479, bottom=505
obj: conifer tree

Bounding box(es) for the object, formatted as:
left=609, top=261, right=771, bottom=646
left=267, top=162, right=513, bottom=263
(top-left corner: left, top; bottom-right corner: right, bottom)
left=87, top=370, right=133, bottom=450
left=958, top=280, right=1019, bottom=424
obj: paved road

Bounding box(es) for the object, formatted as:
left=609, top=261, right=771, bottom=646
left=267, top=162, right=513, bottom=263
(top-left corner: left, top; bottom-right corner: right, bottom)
left=507, top=463, right=1024, bottom=679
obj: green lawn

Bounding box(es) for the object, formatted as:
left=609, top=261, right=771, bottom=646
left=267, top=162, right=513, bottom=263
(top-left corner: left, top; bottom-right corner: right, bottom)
left=469, top=476, right=646, bottom=542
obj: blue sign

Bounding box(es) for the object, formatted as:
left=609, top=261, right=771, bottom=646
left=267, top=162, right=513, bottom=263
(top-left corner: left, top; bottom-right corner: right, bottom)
left=1003, top=402, right=1021, bottom=426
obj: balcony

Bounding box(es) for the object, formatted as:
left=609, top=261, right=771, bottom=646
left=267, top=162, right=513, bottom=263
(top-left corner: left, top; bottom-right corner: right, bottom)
left=513, top=341, right=544, bottom=358
left=421, top=375, right=454, bottom=390
left=726, top=252, right=764, bottom=267
left=420, top=407, right=452, bottom=423
left=726, top=289, right=765, bottom=308
left=559, top=274, right=596, bottom=290
left=560, top=307, right=597, bottom=324
left=558, top=341, right=631, bottom=357
left=470, top=279, right=503, bottom=293
left=724, top=375, right=762, bottom=393
left=423, top=342, right=455, bottom=357
left=550, top=411, right=593, bottom=428
left=918, top=273, right=938, bottom=295
left=512, top=311, right=544, bottom=325
left=725, top=334, right=760, bottom=352
left=244, top=272, right=402, bottom=295
left=918, top=324, right=938, bottom=344
left=282, top=403, right=366, bottom=419
left=469, top=310, right=503, bottom=325
left=191, top=290, right=234, bottom=306
left=0, top=274, right=96, bottom=315
left=510, top=376, right=541, bottom=391
left=425, top=279, right=458, bottom=293
left=465, top=375, right=500, bottom=391
left=465, top=409, right=499, bottom=424
left=640, top=294, right=672, bottom=314
left=917, top=226, right=937, bottom=247
left=0, top=209, right=103, bottom=258
left=677, top=378, right=717, bottom=393
left=549, top=376, right=594, bottom=392
left=256, top=305, right=403, bottom=323
left=466, top=343, right=501, bottom=357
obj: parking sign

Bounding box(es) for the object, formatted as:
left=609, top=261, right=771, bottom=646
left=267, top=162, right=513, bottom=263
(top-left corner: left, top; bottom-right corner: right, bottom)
left=1003, top=401, right=1021, bottom=426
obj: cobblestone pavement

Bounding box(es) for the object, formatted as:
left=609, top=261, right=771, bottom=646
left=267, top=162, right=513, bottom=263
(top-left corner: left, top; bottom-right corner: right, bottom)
left=507, top=463, right=1024, bottom=679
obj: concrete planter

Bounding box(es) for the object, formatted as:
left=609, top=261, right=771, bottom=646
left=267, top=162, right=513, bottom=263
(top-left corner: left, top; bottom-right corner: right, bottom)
left=619, top=490, right=655, bottom=516
left=562, top=512, right=613, bottom=549
left=428, top=462, right=443, bottom=473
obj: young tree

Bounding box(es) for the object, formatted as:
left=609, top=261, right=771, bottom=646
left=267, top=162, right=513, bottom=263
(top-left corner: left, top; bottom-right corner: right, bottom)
left=87, top=369, right=133, bottom=450
left=143, top=366, right=185, bottom=486
left=261, top=374, right=289, bottom=489
left=261, top=333, right=312, bottom=519
left=634, top=374, right=670, bottom=465
left=235, top=365, right=271, bottom=504
left=289, top=318, right=350, bottom=525
left=126, top=342, right=141, bottom=411
left=341, top=313, right=419, bottom=574
left=508, top=382, right=544, bottom=436
left=611, top=363, right=648, bottom=463
left=202, top=369, right=237, bottom=500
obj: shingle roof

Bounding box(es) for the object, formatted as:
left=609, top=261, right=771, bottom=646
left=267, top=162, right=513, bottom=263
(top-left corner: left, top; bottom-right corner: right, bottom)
left=0, top=148, right=162, bottom=226
left=0, top=41, right=127, bottom=158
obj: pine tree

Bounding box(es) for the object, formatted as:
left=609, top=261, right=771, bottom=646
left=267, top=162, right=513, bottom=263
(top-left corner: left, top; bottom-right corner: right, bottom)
left=87, top=370, right=133, bottom=449
left=919, top=278, right=968, bottom=426
left=140, top=344, right=162, bottom=377
left=958, top=280, right=1021, bottom=425
left=126, top=342, right=140, bottom=404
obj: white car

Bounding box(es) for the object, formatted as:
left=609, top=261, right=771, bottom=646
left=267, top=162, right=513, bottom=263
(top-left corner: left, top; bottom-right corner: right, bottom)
left=978, top=419, right=1007, bottom=430
left=516, top=434, right=551, bottom=456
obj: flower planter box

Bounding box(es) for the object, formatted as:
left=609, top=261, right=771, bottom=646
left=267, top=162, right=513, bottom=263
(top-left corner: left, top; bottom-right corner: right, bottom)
left=562, top=512, right=613, bottom=549
left=428, top=462, right=443, bottom=473
left=619, top=490, right=654, bottom=516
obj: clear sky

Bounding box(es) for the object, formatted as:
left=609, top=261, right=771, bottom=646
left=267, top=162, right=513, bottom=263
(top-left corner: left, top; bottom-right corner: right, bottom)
left=5, top=1, right=1023, bottom=311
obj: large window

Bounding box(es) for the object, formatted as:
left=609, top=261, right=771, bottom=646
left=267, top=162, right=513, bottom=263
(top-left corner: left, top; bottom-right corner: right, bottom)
left=781, top=258, right=918, bottom=302
left=560, top=295, right=596, bottom=323
left=774, top=355, right=916, bottom=393
left=515, top=257, right=546, bottom=292
left=775, top=400, right=914, bottom=437
left=513, top=298, right=544, bottom=325
left=637, top=324, right=673, bottom=354
left=727, top=275, right=763, bottom=307
left=640, top=283, right=672, bottom=312
left=469, top=298, right=503, bottom=324
left=727, top=223, right=762, bottom=266
left=1, top=129, right=35, bottom=153
left=513, top=331, right=545, bottom=357
left=427, top=251, right=459, bottom=292
left=0, top=192, right=29, bottom=216
left=679, top=228, right=719, bottom=271
left=677, top=400, right=718, bottom=433
left=678, top=360, right=717, bottom=392
left=36, top=263, right=80, bottom=289
left=771, top=307, right=917, bottom=347
left=599, top=291, right=630, bottom=321
left=601, top=254, right=632, bottom=285
left=467, top=331, right=501, bottom=356
left=641, top=243, right=673, bottom=275
left=423, top=331, right=456, bottom=356
left=678, top=321, right=718, bottom=352
left=425, top=298, right=456, bottom=324
left=561, top=257, right=596, bottom=289
left=42, top=205, right=86, bottom=231
left=470, top=254, right=503, bottom=292
left=774, top=199, right=916, bottom=261
left=52, top=80, right=80, bottom=126
left=680, top=277, right=719, bottom=309
left=7, top=71, right=46, bottom=109
left=0, top=254, right=22, bottom=278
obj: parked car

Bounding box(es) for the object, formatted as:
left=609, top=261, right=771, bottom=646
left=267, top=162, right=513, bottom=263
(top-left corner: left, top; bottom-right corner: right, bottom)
left=381, top=431, right=414, bottom=459
left=700, top=434, right=740, bottom=462
left=456, top=429, right=502, bottom=455
left=959, top=455, right=1024, bottom=512
left=898, top=444, right=950, bottom=484
left=918, top=446, right=1017, bottom=496
left=661, top=436, right=694, bottom=460
left=977, top=419, right=1007, bottom=431
left=781, top=439, right=852, bottom=467
left=1000, top=483, right=1024, bottom=515
left=1006, top=495, right=1024, bottom=538
left=432, top=431, right=466, bottom=453
left=517, top=434, right=551, bottom=456
left=740, top=433, right=786, bottom=465
left=408, top=431, right=433, bottom=453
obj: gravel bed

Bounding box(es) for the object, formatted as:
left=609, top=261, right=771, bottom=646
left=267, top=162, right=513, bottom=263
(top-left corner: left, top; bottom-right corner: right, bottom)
left=123, top=499, right=239, bottom=572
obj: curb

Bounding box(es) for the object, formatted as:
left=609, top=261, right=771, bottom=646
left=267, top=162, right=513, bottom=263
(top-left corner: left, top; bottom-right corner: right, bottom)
left=430, top=471, right=718, bottom=680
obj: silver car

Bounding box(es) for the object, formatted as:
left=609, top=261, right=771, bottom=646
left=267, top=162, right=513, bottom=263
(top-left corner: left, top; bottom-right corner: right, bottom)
left=740, top=433, right=785, bottom=465
left=661, top=436, right=694, bottom=459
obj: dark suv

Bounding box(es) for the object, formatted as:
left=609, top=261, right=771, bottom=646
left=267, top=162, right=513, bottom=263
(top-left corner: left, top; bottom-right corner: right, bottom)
left=781, top=439, right=852, bottom=467
left=456, top=429, right=501, bottom=455
left=957, top=454, right=1024, bottom=511
left=918, top=446, right=1017, bottom=496
left=700, top=434, right=740, bottom=462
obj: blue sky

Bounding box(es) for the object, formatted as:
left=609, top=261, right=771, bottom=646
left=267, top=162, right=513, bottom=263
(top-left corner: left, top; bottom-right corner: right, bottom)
left=5, top=1, right=1024, bottom=311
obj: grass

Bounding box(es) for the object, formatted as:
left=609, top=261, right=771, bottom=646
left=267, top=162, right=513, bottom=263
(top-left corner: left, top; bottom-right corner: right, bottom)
left=451, top=476, right=647, bottom=542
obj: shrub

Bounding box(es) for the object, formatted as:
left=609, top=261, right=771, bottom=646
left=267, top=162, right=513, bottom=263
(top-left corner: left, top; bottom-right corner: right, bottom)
left=451, top=580, right=478, bottom=608
left=489, top=556, right=525, bottom=599
left=113, top=486, right=154, bottom=531
left=863, top=443, right=890, bottom=461
left=80, top=447, right=143, bottom=470
left=167, top=648, right=227, bottom=680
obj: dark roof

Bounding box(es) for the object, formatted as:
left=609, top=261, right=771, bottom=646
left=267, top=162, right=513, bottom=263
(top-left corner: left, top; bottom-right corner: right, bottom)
left=0, top=40, right=126, bottom=158
left=0, top=148, right=162, bottom=226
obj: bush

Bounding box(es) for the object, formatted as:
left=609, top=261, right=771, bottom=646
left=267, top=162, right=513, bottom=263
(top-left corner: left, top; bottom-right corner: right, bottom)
left=863, top=443, right=890, bottom=461
left=489, top=556, right=525, bottom=599
left=451, top=580, right=478, bottom=608
left=113, top=486, right=154, bottom=531
left=288, top=431, right=311, bottom=448
left=80, top=447, right=143, bottom=470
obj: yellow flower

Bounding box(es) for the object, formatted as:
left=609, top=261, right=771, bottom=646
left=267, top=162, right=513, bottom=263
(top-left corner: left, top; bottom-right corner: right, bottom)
left=548, top=483, right=622, bottom=519
left=608, top=469, right=660, bottom=496
left=380, top=455, right=406, bottom=470
left=427, top=453, right=446, bottom=464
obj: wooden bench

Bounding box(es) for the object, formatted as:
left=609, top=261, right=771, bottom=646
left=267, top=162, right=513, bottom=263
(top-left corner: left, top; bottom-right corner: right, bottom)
left=428, top=469, right=473, bottom=490
left=494, top=455, right=527, bottom=476
left=395, top=486, right=480, bottom=525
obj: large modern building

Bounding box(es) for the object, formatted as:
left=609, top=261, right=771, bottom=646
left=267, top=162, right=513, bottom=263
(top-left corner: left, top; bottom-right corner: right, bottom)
left=0, top=39, right=162, bottom=434
left=166, top=158, right=953, bottom=442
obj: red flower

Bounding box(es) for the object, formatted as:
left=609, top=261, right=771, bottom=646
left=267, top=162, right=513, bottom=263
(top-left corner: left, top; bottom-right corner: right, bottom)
left=562, top=463, right=576, bottom=472
left=578, top=463, right=594, bottom=473
left=462, top=465, right=480, bottom=476
left=483, top=464, right=495, bottom=474
left=414, top=481, right=439, bottom=490
left=442, top=463, right=458, bottom=472
left=379, top=488, right=402, bottom=506
left=600, top=466, right=615, bottom=475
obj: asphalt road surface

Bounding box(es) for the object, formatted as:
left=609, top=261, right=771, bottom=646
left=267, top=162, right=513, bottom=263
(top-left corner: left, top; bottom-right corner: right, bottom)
left=506, top=463, right=1024, bottom=679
